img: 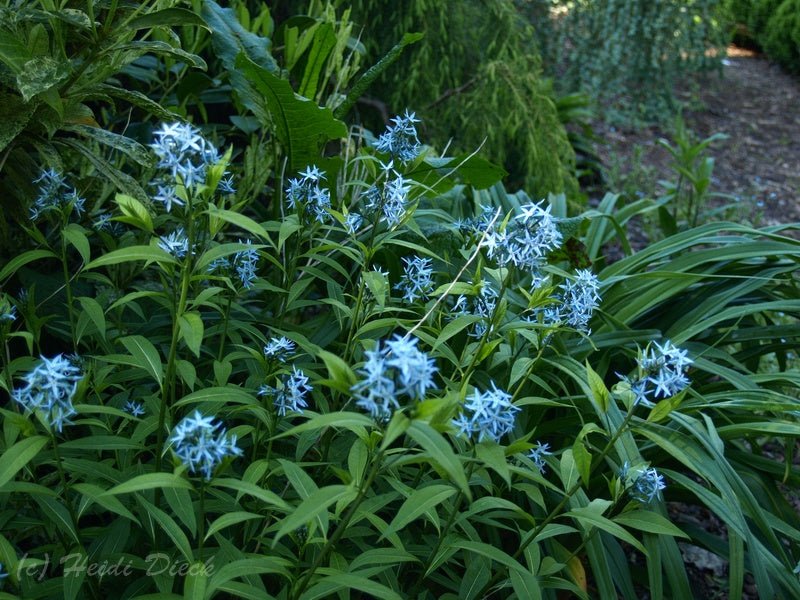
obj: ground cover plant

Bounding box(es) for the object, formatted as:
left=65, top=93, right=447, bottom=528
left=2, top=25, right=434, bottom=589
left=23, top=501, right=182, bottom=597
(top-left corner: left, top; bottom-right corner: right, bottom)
left=0, top=1, right=799, bottom=599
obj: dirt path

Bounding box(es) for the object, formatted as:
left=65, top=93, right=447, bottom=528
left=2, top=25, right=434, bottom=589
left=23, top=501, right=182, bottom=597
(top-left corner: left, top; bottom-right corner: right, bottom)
left=592, top=45, right=800, bottom=229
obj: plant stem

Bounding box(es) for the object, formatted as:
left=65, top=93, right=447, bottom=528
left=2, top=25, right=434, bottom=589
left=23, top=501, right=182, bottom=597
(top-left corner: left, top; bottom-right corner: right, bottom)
left=60, top=235, right=78, bottom=353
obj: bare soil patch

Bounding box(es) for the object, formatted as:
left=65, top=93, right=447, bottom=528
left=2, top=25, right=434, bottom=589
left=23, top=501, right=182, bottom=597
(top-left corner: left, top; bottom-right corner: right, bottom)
left=592, top=45, right=800, bottom=230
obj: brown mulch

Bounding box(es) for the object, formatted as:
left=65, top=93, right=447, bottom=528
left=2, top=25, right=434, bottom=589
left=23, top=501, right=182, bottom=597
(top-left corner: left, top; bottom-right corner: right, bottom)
left=591, top=45, right=800, bottom=230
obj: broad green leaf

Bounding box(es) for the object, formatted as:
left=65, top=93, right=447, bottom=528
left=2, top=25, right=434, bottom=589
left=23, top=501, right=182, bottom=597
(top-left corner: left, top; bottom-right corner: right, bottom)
left=585, top=361, right=609, bottom=412
left=34, top=496, right=79, bottom=544
left=63, top=223, right=90, bottom=264
left=297, top=23, right=336, bottom=100
left=85, top=245, right=176, bottom=270
left=0, top=91, right=36, bottom=152
left=0, top=435, right=48, bottom=488
left=613, top=511, right=689, bottom=538
left=572, top=440, right=591, bottom=487
left=73, top=483, right=139, bottom=524
left=318, top=350, right=356, bottom=389
left=565, top=506, right=646, bottom=554
left=451, top=539, right=528, bottom=574
left=164, top=486, right=196, bottom=537
left=272, top=412, right=373, bottom=440
left=182, top=561, right=208, bottom=600
left=120, top=335, right=163, bottom=386
left=348, top=548, right=419, bottom=571
left=127, top=7, right=210, bottom=30
left=381, top=484, right=456, bottom=540
left=76, top=296, right=106, bottom=341
left=236, top=53, right=347, bottom=174
left=509, top=568, right=542, bottom=600
left=206, top=557, right=290, bottom=595
left=103, top=473, right=193, bottom=496
left=60, top=435, right=139, bottom=450
left=0, top=249, right=57, bottom=281
left=274, top=485, right=352, bottom=545
left=178, top=312, right=204, bottom=358
left=476, top=442, right=510, bottom=485
left=210, top=478, right=289, bottom=510
left=300, top=571, right=403, bottom=600
left=204, top=206, right=272, bottom=243
left=407, top=422, right=470, bottom=497
left=17, top=56, right=69, bottom=101
left=204, top=511, right=262, bottom=541
left=114, top=193, right=154, bottom=233
left=410, top=155, right=507, bottom=190
left=175, top=386, right=256, bottom=409
left=63, top=125, right=154, bottom=167
left=138, top=498, right=194, bottom=563
left=559, top=449, right=579, bottom=491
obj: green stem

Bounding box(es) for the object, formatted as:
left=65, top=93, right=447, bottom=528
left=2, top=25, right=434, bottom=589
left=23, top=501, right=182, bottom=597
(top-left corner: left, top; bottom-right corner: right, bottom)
left=60, top=235, right=78, bottom=353
left=290, top=448, right=385, bottom=600
left=217, top=294, right=233, bottom=363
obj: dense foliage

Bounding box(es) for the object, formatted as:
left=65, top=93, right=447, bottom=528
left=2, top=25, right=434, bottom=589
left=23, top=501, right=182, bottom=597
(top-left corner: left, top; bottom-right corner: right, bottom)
left=726, top=0, right=800, bottom=72
left=0, top=2, right=798, bottom=599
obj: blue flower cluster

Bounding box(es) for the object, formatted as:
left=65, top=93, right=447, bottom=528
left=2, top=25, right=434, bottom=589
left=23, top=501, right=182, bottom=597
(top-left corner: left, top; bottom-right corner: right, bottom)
left=169, top=410, right=242, bottom=480
left=528, top=441, right=552, bottom=474
left=0, top=295, right=15, bottom=323
left=158, top=228, right=190, bottom=258
left=374, top=110, right=422, bottom=163
left=544, top=269, right=601, bottom=334
left=344, top=212, right=364, bottom=235
left=351, top=335, right=438, bottom=420
left=234, top=240, right=259, bottom=289
left=30, top=169, right=85, bottom=220
left=263, top=336, right=296, bottom=362
left=12, top=354, right=83, bottom=432
left=620, top=462, right=666, bottom=504
left=260, top=366, right=313, bottom=417
left=286, top=165, right=332, bottom=224
left=451, top=280, right=498, bottom=337
left=363, top=164, right=411, bottom=228
left=621, top=340, right=693, bottom=405
left=452, top=382, right=520, bottom=443
left=124, top=400, right=145, bottom=417
left=150, top=122, right=221, bottom=190
left=485, top=202, right=562, bottom=275
left=395, top=256, right=434, bottom=303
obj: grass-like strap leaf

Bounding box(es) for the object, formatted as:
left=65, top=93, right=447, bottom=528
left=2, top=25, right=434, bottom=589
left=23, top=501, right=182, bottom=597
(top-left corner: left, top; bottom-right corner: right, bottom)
left=348, top=549, right=419, bottom=571
left=102, top=473, right=193, bottom=496
left=407, top=422, right=470, bottom=497
left=206, top=557, right=291, bottom=594
left=273, top=484, right=353, bottom=545
left=175, top=386, right=256, bottom=408
left=450, top=539, right=529, bottom=575
left=73, top=483, right=139, bottom=524
left=380, top=484, right=457, bottom=540
left=0, top=435, right=48, bottom=488
left=137, top=497, right=194, bottom=564
left=33, top=495, right=80, bottom=545
left=85, top=245, right=176, bottom=270
left=209, top=478, right=289, bottom=511
left=60, top=435, right=141, bottom=450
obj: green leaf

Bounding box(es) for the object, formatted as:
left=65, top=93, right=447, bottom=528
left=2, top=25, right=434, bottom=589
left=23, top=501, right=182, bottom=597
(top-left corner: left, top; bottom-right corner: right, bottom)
left=17, top=56, right=69, bottom=101
left=175, top=386, right=256, bottom=409
left=613, top=511, right=689, bottom=539
left=410, top=155, right=507, bottom=190
left=559, top=449, right=579, bottom=491
left=476, top=442, right=510, bottom=485
left=204, top=206, right=272, bottom=243
left=63, top=125, right=154, bottom=167
left=204, top=511, right=262, bottom=541
left=76, top=296, right=106, bottom=341
left=572, top=440, right=591, bottom=487
left=102, top=473, right=193, bottom=496
left=164, top=486, right=196, bottom=537
left=0, top=92, right=37, bottom=153
left=272, top=412, right=373, bottom=440
left=565, top=506, right=646, bottom=554
left=210, top=478, right=289, bottom=511
left=0, top=435, right=48, bottom=488
left=451, top=539, right=528, bottom=574
left=182, top=561, right=208, bottom=600
left=317, top=350, right=356, bottom=390
left=236, top=53, right=347, bottom=174
left=509, top=568, right=542, bottom=600
left=138, top=497, right=194, bottom=563
left=127, top=8, right=210, bottom=31
left=63, top=224, right=90, bottom=264
left=300, top=571, right=403, bottom=600
left=85, top=245, right=177, bottom=270
left=178, top=312, right=204, bottom=358
left=407, top=422, right=470, bottom=497
left=274, top=485, right=352, bottom=545
left=297, top=23, right=336, bottom=100
left=0, top=249, right=57, bottom=281
left=206, top=557, right=290, bottom=595
left=120, top=335, right=163, bottom=386
left=73, top=483, right=139, bottom=524
left=333, top=32, right=424, bottom=120
left=585, top=361, right=609, bottom=412
left=381, top=484, right=456, bottom=540
left=114, top=193, right=154, bottom=233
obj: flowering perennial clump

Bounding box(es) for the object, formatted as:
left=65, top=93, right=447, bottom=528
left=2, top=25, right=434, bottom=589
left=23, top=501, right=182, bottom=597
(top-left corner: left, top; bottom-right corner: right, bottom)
left=351, top=335, right=437, bottom=420
left=260, top=366, right=313, bottom=416
left=30, top=169, right=85, bottom=220
left=363, top=165, right=412, bottom=228
left=621, top=340, right=693, bottom=405
left=485, top=201, right=562, bottom=275
left=150, top=122, right=221, bottom=190
left=620, top=462, right=667, bottom=504
left=285, top=165, right=331, bottom=224
left=263, top=336, right=296, bottom=362
left=452, top=382, right=520, bottom=443
left=451, top=280, right=499, bottom=337
left=528, top=441, right=553, bottom=474
left=395, top=256, right=434, bottom=303
left=169, top=410, right=242, bottom=480
left=12, top=354, right=83, bottom=432
left=544, top=269, right=601, bottom=334
left=374, top=110, right=422, bottom=163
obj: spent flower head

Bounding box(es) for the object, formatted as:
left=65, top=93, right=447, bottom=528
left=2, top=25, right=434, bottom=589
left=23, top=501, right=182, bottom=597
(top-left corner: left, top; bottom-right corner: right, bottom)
left=351, top=335, right=437, bottom=420
left=12, top=354, right=83, bottom=432
left=452, top=382, right=520, bottom=443
left=169, top=410, right=242, bottom=480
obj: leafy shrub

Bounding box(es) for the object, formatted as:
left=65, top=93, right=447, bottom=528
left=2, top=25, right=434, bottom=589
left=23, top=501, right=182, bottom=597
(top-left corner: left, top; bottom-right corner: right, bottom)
left=547, top=0, right=730, bottom=120
left=323, top=0, right=578, bottom=198
left=763, top=0, right=800, bottom=72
